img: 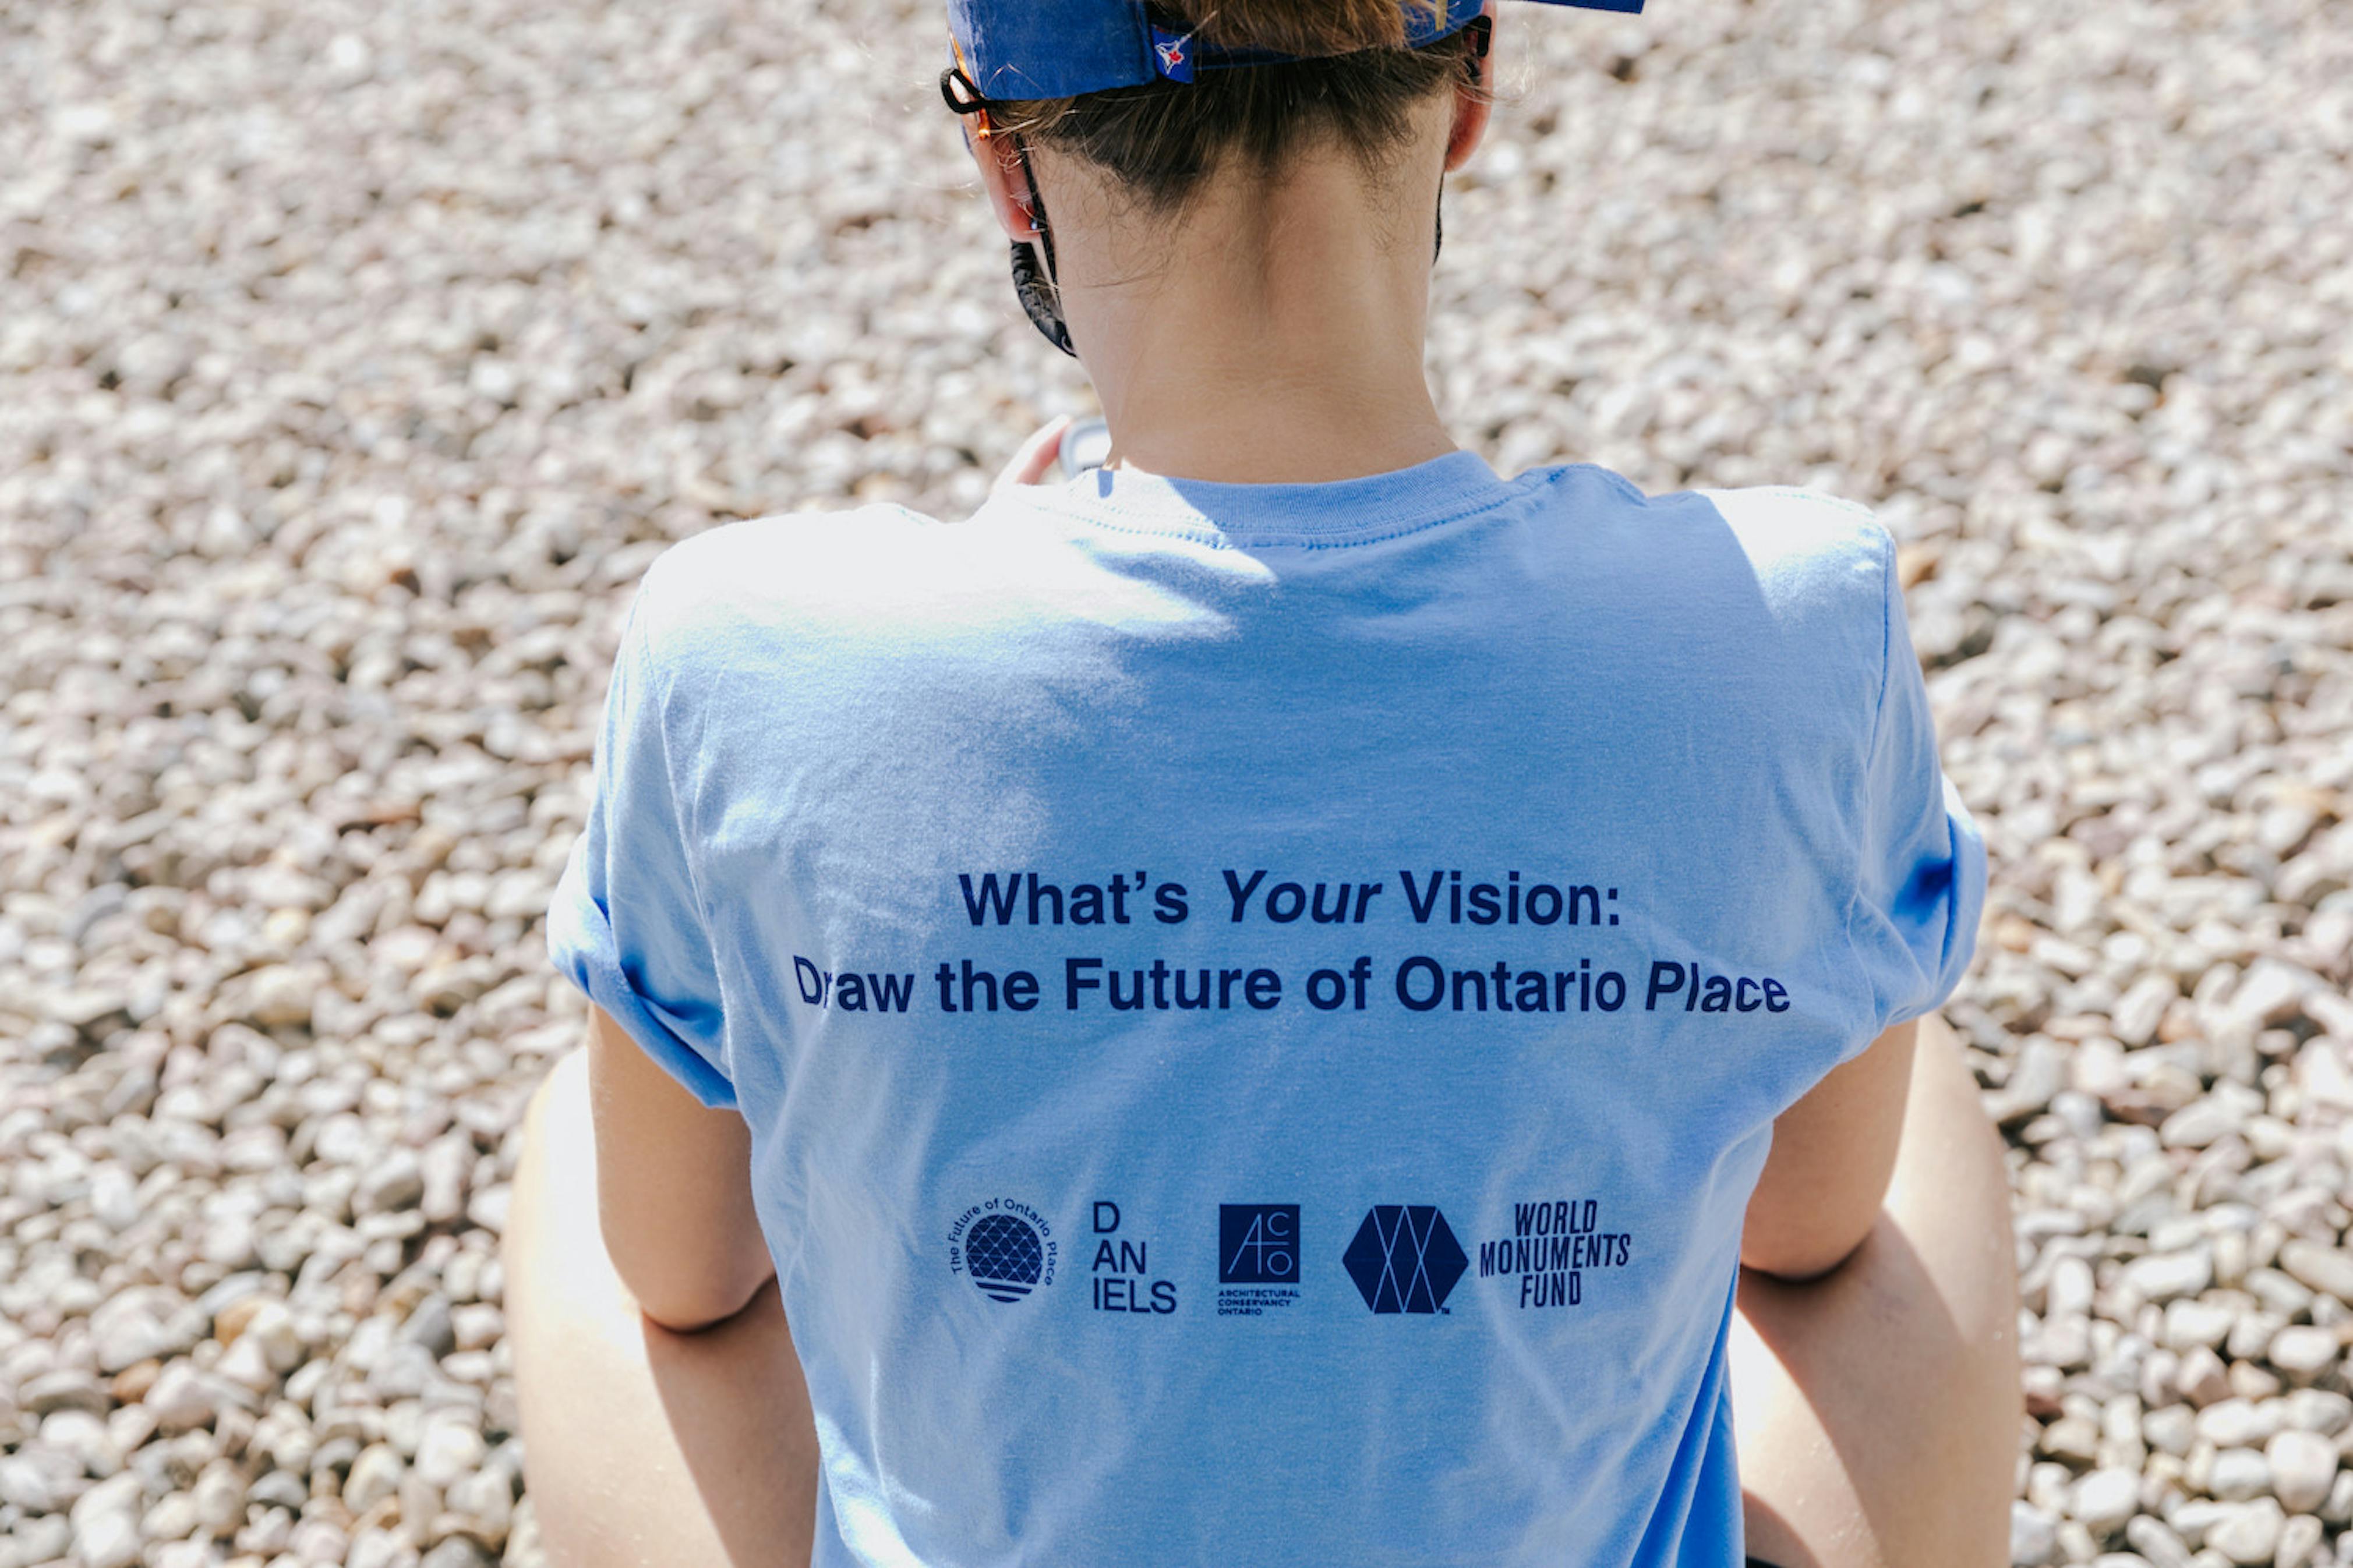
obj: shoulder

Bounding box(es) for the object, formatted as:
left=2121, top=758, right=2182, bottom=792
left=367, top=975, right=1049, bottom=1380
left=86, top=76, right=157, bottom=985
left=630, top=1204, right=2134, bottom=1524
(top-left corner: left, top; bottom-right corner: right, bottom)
left=1519, top=467, right=1891, bottom=592
left=1679, top=486, right=1899, bottom=713
left=1599, top=480, right=1898, bottom=659
left=634, top=505, right=940, bottom=632
left=614, top=500, right=1127, bottom=689
left=1684, top=484, right=1896, bottom=631
left=623, top=504, right=1028, bottom=661
left=1518, top=468, right=1895, bottom=648
left=1684, top=484, right=1893, bottom=614
left=1520, top=474, right=1899, bottom=742
left=599, top=507, right=935, bottom=702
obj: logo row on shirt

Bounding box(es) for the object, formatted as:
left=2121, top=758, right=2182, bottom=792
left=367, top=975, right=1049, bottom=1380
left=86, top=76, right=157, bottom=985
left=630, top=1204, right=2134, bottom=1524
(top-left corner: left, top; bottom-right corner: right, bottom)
left=946, top=1198, right=1633, bottom=1318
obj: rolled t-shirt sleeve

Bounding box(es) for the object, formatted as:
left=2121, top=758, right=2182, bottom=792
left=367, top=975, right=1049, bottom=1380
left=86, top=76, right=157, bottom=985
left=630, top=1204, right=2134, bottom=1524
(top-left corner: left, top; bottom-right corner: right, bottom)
left=1851, top=533, right=1988, bottom=1036
left=546, top=571, right=737, bottom=1110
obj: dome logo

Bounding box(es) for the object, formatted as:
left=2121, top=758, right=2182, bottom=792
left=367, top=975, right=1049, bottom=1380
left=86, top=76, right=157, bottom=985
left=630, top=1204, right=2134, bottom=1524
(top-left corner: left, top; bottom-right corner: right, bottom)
left=949, top=1199, right=1057, bottom=1304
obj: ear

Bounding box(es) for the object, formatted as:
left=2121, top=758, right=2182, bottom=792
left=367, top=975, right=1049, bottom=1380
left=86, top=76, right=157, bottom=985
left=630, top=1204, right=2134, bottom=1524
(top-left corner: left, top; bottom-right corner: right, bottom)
left=1443, top=3, right=1497, bottom=173
left=966, top=123, right=1045, bottom=243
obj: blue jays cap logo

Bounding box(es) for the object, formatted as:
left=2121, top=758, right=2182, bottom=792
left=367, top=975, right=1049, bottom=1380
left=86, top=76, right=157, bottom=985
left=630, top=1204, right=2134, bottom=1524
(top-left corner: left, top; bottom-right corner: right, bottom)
left=1151, top=27, right=1194, bottom=82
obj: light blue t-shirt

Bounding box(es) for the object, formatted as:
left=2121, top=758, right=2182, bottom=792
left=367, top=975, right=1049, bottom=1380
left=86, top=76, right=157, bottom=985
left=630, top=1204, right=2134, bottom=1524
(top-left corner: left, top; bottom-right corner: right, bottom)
left=547, top=449, right=1985, bottom=1568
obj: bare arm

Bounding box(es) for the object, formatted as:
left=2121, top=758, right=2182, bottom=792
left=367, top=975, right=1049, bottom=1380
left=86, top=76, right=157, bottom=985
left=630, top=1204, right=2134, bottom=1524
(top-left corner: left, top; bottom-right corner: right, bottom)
left=1741, top=1018, right=1919, bottom=1282
left=585, top=1003, right=778, bottom=1332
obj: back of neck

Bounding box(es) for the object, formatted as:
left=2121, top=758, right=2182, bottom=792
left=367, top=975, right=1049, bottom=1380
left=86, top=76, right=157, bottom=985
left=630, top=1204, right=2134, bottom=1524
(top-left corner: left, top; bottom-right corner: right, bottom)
left=1055, top=155, right=1457, bottom=484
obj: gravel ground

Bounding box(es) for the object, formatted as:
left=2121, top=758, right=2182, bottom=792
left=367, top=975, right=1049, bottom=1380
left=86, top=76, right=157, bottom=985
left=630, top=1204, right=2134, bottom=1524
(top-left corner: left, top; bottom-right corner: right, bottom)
left=2, top=1, right=2348, bottom=1565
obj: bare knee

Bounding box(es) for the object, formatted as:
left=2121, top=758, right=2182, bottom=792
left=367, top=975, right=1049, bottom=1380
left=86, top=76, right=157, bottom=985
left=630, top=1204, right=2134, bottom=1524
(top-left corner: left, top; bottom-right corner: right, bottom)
left=1896, top=1018, right=2020, bottom=1351
left=531, top=1043, right=589, bottom=1134
left=503, top=1047, right=600, bottom=1318
left=514, top=1050, right=588, bottom=1185
left=1736, top=1015, right=2020, bottom=1568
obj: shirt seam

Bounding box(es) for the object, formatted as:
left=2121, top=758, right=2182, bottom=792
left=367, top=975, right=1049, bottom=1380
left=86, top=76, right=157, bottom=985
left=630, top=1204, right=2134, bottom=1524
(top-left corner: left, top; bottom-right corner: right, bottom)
left=1023, top=458, right=1610, bottom=549
left=1842, top=523, right=1901, bottom=1040
left=1741, top=484, right=1878, bottom=517
left=637, top=555, right=739, bottom=1097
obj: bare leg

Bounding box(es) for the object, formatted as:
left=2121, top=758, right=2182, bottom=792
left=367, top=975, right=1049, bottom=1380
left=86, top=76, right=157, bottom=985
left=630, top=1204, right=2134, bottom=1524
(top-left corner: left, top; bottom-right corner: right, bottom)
left=504, top=1046, right=819, bottom=1568
left=1732, top=1012, right=2022, bottom=1568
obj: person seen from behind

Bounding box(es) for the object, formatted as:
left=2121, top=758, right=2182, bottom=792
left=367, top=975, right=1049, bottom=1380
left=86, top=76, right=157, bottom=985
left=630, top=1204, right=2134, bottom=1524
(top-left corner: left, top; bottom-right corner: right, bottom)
left=502, top=2, right=2021, bottom=1564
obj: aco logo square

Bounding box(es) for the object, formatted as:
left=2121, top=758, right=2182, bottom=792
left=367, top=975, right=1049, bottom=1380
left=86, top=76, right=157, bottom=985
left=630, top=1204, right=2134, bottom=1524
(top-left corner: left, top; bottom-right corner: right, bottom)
left=1220, top=1204, right=1301, bottom=1285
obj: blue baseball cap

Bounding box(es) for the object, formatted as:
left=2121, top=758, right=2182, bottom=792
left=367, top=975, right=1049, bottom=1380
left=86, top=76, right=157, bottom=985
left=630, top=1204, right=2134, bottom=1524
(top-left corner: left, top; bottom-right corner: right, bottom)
left=948, top=0, right=1646, bottom=102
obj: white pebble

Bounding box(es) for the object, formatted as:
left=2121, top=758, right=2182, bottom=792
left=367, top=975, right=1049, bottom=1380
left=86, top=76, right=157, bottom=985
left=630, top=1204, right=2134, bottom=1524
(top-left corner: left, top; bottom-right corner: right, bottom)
left=2209, top=1446, right=2270, bottom=1502
left=344, top=1442, right=404, bottom=1513
left=2267, top=1325, right=2339, bottom=1381
left=2072, top=1466, right=2143, bottom=1533
left=2204, top=1498, right=2284, bottom=1565
left=2265, top=1429, right=2337, bottom=1515
left=415, top=1418, right=487, bottom=1488
left=2013, top=1501, right=2060, bottom=1567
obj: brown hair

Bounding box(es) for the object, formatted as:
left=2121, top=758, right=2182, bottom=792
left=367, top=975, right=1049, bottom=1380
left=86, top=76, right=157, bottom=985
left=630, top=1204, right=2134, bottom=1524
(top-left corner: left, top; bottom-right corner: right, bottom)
left=989, top=2, right=1484, bottom=211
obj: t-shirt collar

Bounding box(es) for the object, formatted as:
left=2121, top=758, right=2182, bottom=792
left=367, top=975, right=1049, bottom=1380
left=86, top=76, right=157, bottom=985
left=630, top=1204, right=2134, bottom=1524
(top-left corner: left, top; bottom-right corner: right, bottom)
left=1029, top=447, right=1522, bottom=547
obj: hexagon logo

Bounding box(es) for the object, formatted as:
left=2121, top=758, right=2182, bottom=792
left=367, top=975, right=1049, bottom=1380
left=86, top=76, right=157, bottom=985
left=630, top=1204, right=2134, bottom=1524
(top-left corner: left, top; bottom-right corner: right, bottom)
left=1342, top=1205, right=1468, bottom=1314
